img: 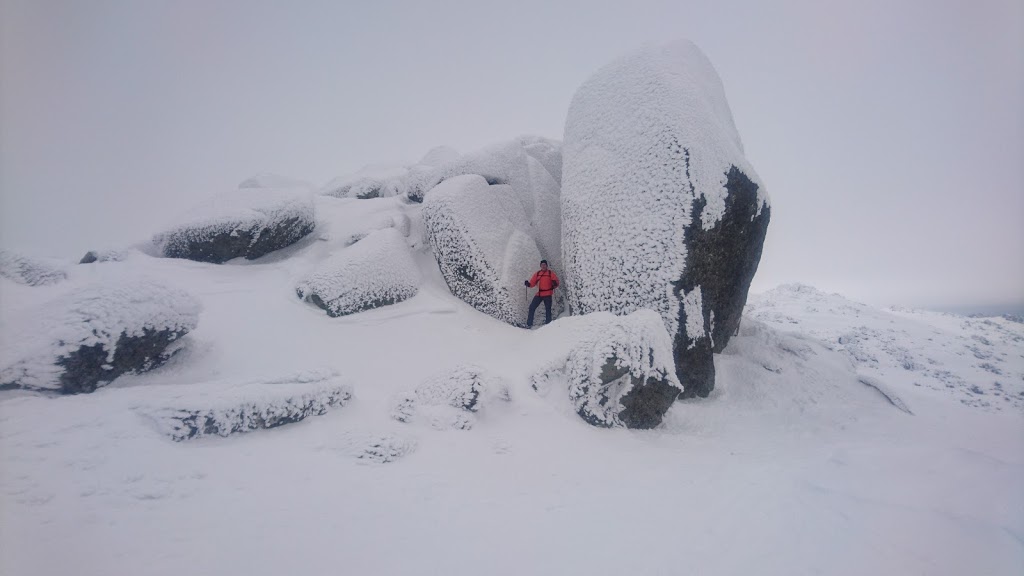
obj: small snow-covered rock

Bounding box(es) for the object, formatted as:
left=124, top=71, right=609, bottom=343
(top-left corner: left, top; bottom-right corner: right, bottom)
left=154, top=188, right=315, bottom=263
left=392, top=364, right=510, bottom=430
left=531, top=310, right=682, bottom=428
left=0, top=280, right=201, bottom=394
left=141, top=372, right=352, bottom=441
left=0, top=250, right=67, bottom=286
left=79, top=248, right=132, bottom=264
left=423, top=175, right=542, bottom=326
left=562, top=40, right=770, bottom=398
left=297, top=228, right=420, bottom=317
left=322, top=165, right=410, bottom=200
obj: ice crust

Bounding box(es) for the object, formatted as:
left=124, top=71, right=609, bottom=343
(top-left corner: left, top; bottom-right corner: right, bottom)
left=562, top=40, right=768, bottom=340
left=297, top=228, right=420, bottom=317
left=0, top=280, right=201, bottom=391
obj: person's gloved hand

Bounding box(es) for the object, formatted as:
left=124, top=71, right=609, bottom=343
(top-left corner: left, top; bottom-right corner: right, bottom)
left=524, top=280, right=530, bottom=287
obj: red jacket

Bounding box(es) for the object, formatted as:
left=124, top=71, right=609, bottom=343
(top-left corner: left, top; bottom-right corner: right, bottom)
left=529, top=269, right=559, bottom=297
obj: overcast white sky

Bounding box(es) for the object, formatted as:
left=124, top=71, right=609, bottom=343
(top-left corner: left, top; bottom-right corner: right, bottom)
left=2, top=0, right=1022, bottom=309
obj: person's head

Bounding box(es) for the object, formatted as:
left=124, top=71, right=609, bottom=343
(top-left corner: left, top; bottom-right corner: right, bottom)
left=540, top=259, right=548, bottom=270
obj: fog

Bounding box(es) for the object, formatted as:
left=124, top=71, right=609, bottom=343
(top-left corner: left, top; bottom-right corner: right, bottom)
left=2, top=0, right=1021, bottom=309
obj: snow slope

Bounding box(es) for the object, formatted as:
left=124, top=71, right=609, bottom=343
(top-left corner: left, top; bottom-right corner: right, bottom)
left=1, top=196, right=1022, bottom=575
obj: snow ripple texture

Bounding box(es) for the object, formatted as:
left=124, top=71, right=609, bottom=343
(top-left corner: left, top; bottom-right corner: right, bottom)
left=562, top=40, right=767, bottom=339
left=297, top=228, right=420, bottom=317
left=0, top=280, right=201, bottom=391
left=0, top=250, right=68, bottom=286
left=141, top=372, right=353, bottom=441
left=534, top=310, right=682, bottom=427
left=153, top=187, right=315, bottom=260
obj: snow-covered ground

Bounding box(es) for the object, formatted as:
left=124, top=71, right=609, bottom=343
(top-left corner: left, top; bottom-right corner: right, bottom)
left=1, top=195, right=1022, bottom=575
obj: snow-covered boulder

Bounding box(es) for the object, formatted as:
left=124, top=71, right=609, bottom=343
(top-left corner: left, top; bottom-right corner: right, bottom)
left=531, top=310, right=682, bottom=428
left=142, top=372, right=352, bottom=441
left=423, top=175, right=542, bottom=327
left=392, top=364, right=511, bottom=430
left=0, top=280, right=201, bottom=394
left=0, top=250, right=67, bottom=286
left=322, top=165, right=410, bottom=200
left=154, top=188, right=315, bottom=263
left=297, top=228, right=420, bottom=317
left=79, top=248, right=132, bottom=264
left=408, top=138, right=563, bottom=272
left=239, top=173, right=315, bottom=191
left=562, top=40, right=771, bottom=398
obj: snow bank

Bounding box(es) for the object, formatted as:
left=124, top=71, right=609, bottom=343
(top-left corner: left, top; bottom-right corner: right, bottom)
left=297, top=228, right=420, bottom=317
left=0, top=280, right=201, bottom=393
left=0, top=250, right=67, bottom=286
left=154, top=188, right=315, bottom=263
left=562, top=40, right=770, bottom=397
left=531, top=310, right=682, bottom=428
left=423, top=175, right=541, bottom=327
left=141, top=372, right=352, bottom=441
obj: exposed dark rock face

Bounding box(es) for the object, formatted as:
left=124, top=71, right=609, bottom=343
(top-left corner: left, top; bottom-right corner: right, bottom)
left=562, top=41, right=770, bottom=399
left=161, top=216, right=314, bottom=264
left=0, top=280, right=201, bottom=394
left=530, top=310, right=682, bottom=428
left=155, top=189, right=315, bottom=264
left=675, top=165, right=770, bottom=398
left=56, top=327, right=189, bottom=394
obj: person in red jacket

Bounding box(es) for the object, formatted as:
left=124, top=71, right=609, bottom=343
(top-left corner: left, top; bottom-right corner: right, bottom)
left=524, top=259, right=560, bottom=328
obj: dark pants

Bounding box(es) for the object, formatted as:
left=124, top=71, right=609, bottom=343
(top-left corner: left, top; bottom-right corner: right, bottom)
left=527, top=295, right=552, bottom=327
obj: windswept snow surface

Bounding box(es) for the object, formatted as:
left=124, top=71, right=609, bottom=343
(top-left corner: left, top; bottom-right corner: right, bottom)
left=1, top=195, right=1022, bottom=575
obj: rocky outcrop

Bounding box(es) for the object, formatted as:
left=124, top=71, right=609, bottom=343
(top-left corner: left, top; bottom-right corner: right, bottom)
left=296, top=228, right=420, bottom=317
left=0, top=280, right=201, bottom=394
left=423, top=175, right=542, bottom=327
left=531, top=310, right=682, bottom=428
left=154, top=188, right=315, bottom=263
left=562, top=40, right=770, bottom=398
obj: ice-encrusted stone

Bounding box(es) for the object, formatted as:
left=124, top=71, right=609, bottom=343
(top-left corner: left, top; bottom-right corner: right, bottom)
left=297, top=228, right=420, bottom=317
left=154, top=188, right=315, bottom=263
left=531, top=310, right=682, bottom=428
left=392, top=364, right=510, bottom=430
left=142, top=372, right=352, bottom=441
left=423, top=175, right=542, bottom=326
left=562, top=40, right=770, bottom=398
left=0, top=280, right=201, bottom=394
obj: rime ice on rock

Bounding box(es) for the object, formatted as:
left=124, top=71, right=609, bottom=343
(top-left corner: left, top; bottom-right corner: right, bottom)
left=321, top=165, right=411, bottom=200
left=143, top=372, right=353, bottom=441
left=297, top=228, right=420, bottom=317
left=0, top=280, right=201, bottom=394
left=423, top=175, right=543, bottom=327
left=531, top=310, right=682, bottom=428
left=154, top=188, right=315, bottom=263
left=562, top=40, right=770, bottom=398
left=0, top=250, right=68, bottom=286
left=392, top=364, right=510, bottom=430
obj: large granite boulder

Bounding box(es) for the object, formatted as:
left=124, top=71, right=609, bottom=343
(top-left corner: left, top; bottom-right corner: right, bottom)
left=0, top=280, right=201, bottom=394
left=531, top=310, right=682, bottom=428
left=296, top=228, right=421, bottom=317
left=423, top=175, right=542, bottom=327
left=562, top=40, right=770, bottom=398
left=0, top=250, right=67, bottom=286
left=154, top=188, right=315, bottom=263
